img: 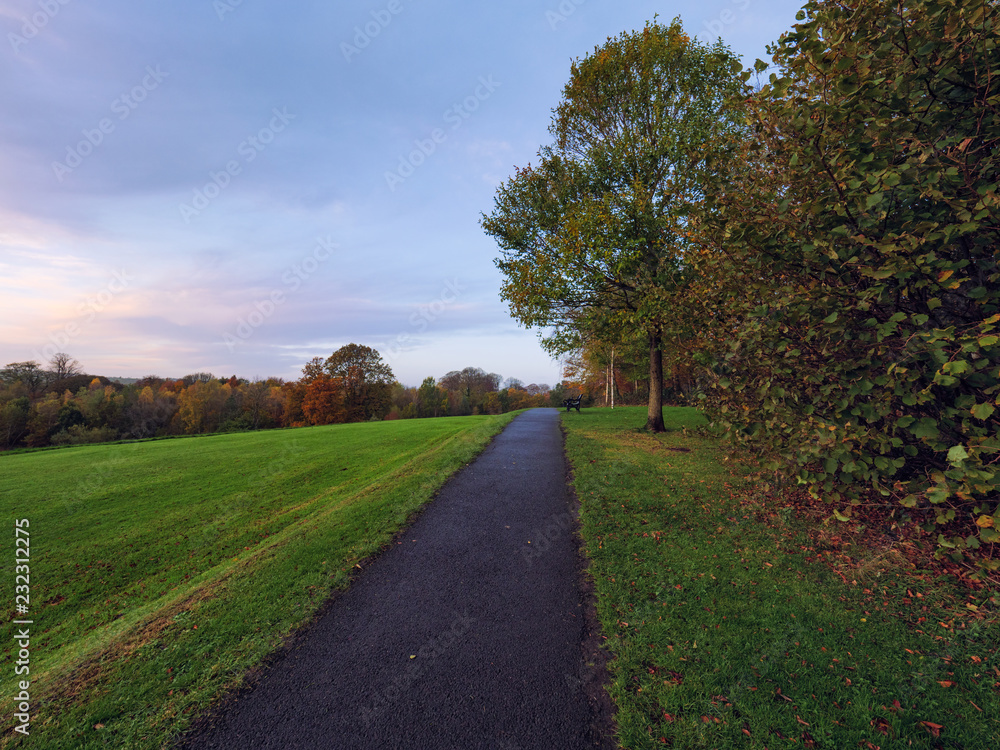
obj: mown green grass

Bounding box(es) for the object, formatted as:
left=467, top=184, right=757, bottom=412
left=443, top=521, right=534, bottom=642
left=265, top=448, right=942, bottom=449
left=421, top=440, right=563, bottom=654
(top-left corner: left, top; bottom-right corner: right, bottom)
left=1, top=413, right=519, bottom=749
left=562, top=406, right=999, bottom=749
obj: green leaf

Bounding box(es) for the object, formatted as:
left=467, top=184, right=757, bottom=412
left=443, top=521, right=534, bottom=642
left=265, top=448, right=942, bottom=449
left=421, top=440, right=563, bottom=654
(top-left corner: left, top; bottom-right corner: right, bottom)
left=981, top=527, right=1000, bottom=543
left=927, top=488, right=950, bottom=504
left=947, top=445, right=970, bottom=464
left=823, top=312, right=839, bottom=324
left=972, top=403, right=995, bottom=420
left=911, top=419, right=940, bottom=440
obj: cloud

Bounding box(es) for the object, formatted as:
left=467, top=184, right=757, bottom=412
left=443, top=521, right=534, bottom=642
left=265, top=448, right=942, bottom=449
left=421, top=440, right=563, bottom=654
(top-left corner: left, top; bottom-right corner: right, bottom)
left=1, top=0, right=805, bottom=386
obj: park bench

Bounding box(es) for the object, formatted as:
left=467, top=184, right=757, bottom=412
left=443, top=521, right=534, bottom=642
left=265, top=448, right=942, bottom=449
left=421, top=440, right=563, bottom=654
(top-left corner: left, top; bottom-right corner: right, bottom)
left=562, top=396, right=582, bottom=412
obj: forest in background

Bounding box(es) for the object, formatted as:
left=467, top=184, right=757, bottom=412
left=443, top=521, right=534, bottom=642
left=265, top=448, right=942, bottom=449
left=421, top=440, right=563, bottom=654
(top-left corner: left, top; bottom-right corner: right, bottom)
left=0, top=345, right=559, bottom=451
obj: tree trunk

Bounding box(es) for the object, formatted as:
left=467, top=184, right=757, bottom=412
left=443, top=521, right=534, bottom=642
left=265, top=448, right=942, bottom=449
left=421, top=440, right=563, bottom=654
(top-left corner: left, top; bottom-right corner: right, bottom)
left=646, top=330, right=666, bottom=432
left=610, top=347, right=615, bottom=410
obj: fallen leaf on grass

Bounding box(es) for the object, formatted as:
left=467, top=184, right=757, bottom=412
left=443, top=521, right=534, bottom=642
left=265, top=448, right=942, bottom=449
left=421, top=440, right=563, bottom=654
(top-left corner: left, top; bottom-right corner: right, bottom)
left=937, top=680, right=955, bottom=688
left=94, top=724, right=105, bottom=730
left=870, top=717, right=891, bottom=735
left=796, top=716, right=810, bottom=726
left=920, top=721, right=944, bottom=737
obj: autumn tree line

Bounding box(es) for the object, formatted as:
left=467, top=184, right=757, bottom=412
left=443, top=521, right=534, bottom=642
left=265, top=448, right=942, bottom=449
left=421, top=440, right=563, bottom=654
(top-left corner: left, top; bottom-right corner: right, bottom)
left=482, top=1, right=1000, bottom=573
left=0, top=345, right=556, bottom=451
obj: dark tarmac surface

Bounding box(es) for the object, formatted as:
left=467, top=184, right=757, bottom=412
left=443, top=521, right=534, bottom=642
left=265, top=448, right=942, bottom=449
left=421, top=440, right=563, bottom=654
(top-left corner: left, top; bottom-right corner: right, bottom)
left=178, top=408, right=614, bottom=750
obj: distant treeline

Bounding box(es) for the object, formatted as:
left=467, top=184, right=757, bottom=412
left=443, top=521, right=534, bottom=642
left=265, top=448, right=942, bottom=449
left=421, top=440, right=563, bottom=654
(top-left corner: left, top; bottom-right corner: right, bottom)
left=0, top=346, right=563, bottom=450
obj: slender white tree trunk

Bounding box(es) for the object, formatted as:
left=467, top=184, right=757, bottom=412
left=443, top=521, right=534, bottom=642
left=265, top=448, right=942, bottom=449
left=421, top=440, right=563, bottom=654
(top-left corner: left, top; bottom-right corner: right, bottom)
left=611, top=347, right=615, bottom=409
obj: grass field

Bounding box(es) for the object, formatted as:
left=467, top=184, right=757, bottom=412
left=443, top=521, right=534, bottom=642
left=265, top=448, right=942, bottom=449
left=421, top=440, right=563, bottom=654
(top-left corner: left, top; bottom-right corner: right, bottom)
left=562, top=406, right=1000, bottom=749
left=0, top=412, right=519, bottom=749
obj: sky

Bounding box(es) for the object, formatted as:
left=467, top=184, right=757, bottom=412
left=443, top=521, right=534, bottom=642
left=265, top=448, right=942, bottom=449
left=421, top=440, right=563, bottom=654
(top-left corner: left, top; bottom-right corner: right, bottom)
left=1, top=0, right=806, bottom=387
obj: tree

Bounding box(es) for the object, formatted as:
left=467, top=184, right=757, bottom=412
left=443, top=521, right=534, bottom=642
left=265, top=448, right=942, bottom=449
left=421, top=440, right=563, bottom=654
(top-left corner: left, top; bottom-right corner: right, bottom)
left=181, top=372, right=216, bottom=386
left=502, top=377, right=525, bottom=391
left=56, top=402, right=86, bottom=433
left=117, top=383, right=177, bottom=439
left=417, top=377, right=445, bottom=418
left=439, top=367, right=501, bottom=414
left=1, top=361, right=50, bottom=398
left=175, top=380, right=230, bottom=433
left=301, top=357, right=326, bottom=383
left=322, top=344, right=394, bottom=421
left=696, top=0, right=1000, bottom=565
left=25, top=393, right=61, bottom=446
left=49, top=352, right=83, bottom=380
left=0, top=397, right=30, bottom=449
left=482, top=18, right=747, bottom=431
left=302, top=375, right=347, bottom=425
left=241, top=379, right=273, bottom=429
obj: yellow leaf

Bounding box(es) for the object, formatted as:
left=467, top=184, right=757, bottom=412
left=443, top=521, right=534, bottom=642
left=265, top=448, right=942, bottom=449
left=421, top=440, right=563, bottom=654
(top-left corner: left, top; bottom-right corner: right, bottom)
left=976, top=515, right=995, bottom=528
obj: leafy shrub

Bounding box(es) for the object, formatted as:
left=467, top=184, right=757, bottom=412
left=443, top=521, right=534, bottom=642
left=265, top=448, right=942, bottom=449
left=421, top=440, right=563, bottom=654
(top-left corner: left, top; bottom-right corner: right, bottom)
left=698, top=0, right=1000, bottom=572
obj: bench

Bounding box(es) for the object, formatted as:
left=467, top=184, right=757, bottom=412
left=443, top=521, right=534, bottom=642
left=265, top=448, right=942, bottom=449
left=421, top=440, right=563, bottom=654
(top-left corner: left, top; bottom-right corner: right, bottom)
left=562, top=396, right=582, bottom=412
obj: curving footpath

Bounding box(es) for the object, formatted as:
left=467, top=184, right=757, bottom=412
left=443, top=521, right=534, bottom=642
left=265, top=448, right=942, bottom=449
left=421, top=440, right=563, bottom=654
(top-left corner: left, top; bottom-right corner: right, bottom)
left=179, top=408, right=614, bottom=750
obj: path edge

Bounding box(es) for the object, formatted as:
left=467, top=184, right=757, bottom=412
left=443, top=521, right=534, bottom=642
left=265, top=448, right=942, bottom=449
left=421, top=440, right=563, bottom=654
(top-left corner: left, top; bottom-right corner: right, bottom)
left=559, top=412, right=619, bottom=749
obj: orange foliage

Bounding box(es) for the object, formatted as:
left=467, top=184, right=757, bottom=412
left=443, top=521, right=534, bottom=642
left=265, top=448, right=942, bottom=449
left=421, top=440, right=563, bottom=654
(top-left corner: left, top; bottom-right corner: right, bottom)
left=301, top=375, right=346, bottom=425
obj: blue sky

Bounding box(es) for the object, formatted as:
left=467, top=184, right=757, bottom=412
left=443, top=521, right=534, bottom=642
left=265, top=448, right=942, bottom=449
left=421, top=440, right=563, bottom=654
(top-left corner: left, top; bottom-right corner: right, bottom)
left=1, top=0, right=805, bottom=386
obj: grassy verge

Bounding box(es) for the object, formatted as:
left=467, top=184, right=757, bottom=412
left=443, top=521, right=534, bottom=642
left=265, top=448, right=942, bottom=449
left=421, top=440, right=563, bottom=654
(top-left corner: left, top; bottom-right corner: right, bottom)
left=562, top=406, right=999, bottom=749
left=1, top=412, right=520, bottom=749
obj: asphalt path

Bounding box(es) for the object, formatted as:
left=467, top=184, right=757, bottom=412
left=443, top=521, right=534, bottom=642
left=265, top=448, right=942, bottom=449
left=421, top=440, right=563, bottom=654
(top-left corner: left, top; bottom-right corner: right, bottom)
left=178, top=408, right=614, bottom=750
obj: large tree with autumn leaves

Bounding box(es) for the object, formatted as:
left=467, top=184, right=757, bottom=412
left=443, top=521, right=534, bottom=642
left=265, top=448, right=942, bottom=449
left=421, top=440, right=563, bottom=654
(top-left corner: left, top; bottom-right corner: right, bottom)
left=300, top=344, right=395, bottom=423
left=482, top=17, right=747, bottom=431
